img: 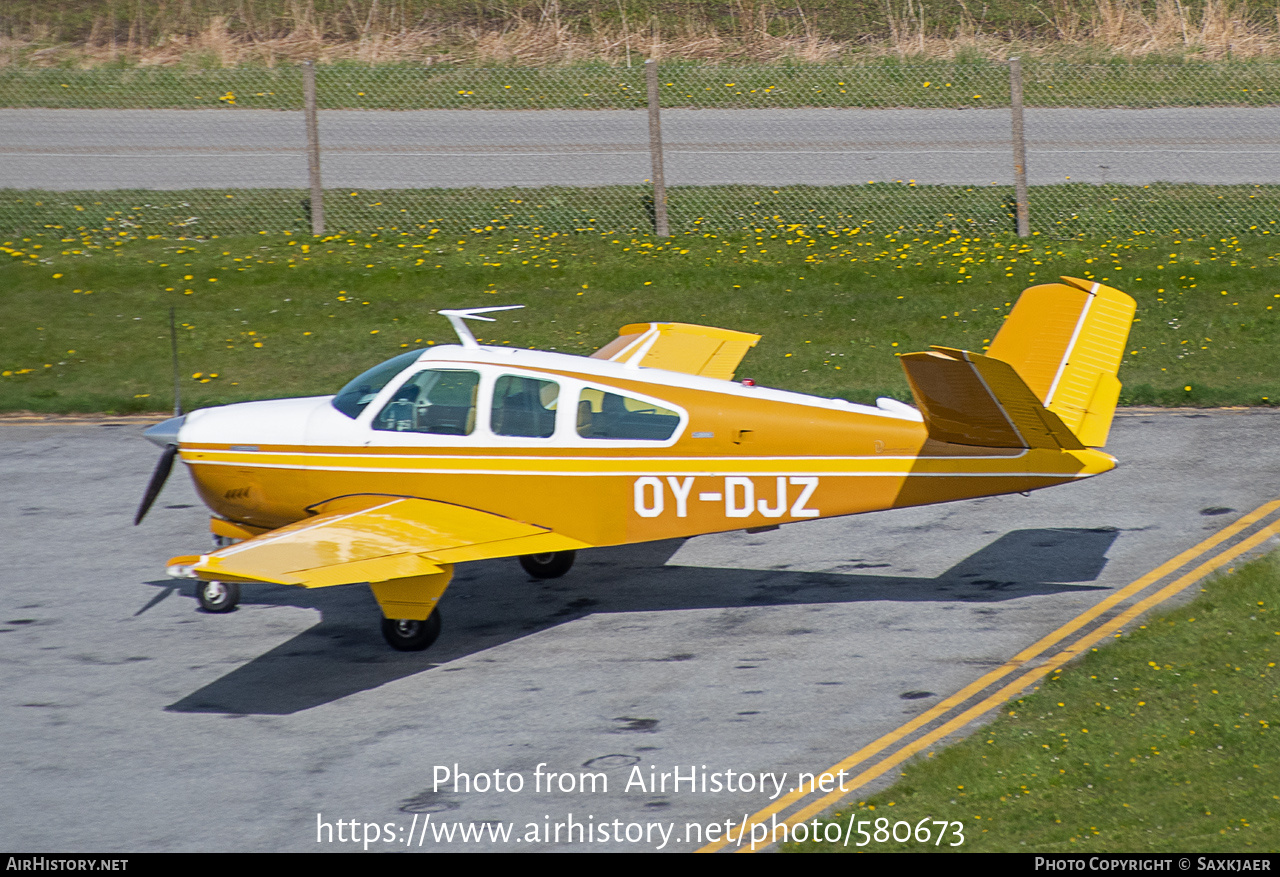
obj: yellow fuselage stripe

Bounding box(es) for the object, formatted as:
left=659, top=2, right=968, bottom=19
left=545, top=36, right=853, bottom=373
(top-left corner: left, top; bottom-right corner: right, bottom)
left=183, top=449, right=1093, bottom=479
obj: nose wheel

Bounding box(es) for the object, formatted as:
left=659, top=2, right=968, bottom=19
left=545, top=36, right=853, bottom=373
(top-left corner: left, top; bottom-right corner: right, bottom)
left=381, top=609, right=442, bottom=651
left=197, top=580, right=240, bottom=613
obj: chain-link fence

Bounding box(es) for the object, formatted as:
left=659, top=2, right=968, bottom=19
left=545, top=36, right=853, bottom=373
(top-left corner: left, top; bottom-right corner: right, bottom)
left=2, top=61, right=1278, bottom=238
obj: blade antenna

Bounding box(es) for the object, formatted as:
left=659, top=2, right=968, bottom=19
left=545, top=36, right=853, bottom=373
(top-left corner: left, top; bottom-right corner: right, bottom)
left=437, top=305, right=524, bottom=349
left=169, top=306, right=182, bottom=416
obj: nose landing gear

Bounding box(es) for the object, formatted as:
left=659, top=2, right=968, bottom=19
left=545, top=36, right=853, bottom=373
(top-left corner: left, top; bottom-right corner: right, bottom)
left=196, top=579, right=240, bottom=613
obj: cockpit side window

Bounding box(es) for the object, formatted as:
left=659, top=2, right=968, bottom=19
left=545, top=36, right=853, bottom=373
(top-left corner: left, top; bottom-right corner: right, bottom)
left=491, top=375, right=559, bottom=438
left=373, top=369, right=480, bottom=435
left=331, top=350, right=423, bottom=419
left=576, top=388, right=680, bottom=440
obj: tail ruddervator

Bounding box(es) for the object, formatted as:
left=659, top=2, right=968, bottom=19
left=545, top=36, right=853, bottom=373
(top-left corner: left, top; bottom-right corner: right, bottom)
left=900, top=277, right=1137, bottom=451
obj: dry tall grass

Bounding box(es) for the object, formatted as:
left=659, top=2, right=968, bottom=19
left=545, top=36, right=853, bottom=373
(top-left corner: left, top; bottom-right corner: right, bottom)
left=2, top=0, right=1278, bottom=66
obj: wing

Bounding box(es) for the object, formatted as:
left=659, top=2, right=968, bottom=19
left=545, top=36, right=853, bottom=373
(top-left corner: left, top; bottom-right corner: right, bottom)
left=167, top=495, right=590, bottom=587
left=590, top=322, right=761, bottom=380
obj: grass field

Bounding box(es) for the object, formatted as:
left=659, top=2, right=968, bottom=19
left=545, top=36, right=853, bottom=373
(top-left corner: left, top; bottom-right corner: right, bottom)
left=3, top=60, right=1280, bottom=110
left=2, top=205, right=1278, bottom=414
left=786, top=552, right=1280, bottom=853
left=4, top=182, right=1279, bottom=241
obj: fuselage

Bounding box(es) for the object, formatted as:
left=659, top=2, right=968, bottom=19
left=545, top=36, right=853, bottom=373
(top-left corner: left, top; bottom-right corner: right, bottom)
left=171, top=344, right=1116, bottom=546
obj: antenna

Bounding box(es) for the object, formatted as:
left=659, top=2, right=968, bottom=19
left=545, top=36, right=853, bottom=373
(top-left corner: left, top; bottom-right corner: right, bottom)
left=437, top=305, right=525, bottom=349
left=169, top=306, right=182, bottom=416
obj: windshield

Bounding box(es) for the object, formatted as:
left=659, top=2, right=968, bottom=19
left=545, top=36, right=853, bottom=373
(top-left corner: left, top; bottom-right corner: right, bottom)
left=331, top=350, right=424, bottom=419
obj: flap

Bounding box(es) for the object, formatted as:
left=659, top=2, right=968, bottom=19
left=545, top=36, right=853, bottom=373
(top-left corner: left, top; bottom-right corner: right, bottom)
left=169, top=495, right=591, bottom=587
left=591, top=322, right=761, bottom=381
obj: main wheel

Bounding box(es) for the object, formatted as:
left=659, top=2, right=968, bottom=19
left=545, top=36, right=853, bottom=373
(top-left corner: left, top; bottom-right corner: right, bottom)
left=381, top=609, right=442, bottom=652
left=519, top=550, right=576, bottom=579
left=197, top=580, right=240, bottom=613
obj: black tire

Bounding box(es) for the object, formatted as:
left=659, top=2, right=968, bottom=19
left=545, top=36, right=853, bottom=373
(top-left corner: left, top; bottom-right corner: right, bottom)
left=197, top=580, right=240, bottom=613
left=381, top=609, right=442, bottom=652
left=519, top=550, right=576, bottom=579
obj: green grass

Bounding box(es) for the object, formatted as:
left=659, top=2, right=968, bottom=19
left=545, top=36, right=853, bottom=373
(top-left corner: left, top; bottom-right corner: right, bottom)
left=4, top=183, right=1280, bottom=240
left=2, top=205, right=1278, bottom=414
left=3, top=60, right=1280, bottom=110
left=786, top=553, right=1280, bottom=853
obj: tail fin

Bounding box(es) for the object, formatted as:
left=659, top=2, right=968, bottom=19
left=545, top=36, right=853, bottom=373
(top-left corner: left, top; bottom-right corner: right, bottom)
left=900, top=278, right=1135, bottom=450
left=985, top=277, right=1136, bottom=447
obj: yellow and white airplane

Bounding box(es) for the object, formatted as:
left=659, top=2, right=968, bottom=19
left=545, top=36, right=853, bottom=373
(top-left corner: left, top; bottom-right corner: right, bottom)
left=138, top=277, right=1135, bottom=651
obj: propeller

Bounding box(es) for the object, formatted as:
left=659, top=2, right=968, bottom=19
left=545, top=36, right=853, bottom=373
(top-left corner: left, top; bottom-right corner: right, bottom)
left=135, top=307, right=185, bottom=526
left=134, top=443, right=178, bottom=525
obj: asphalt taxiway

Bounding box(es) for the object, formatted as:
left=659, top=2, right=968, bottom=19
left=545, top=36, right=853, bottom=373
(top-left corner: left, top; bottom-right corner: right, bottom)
left=2, top=409, right=1278, bottom=851
left=3, top=107, right=1279, bottom=189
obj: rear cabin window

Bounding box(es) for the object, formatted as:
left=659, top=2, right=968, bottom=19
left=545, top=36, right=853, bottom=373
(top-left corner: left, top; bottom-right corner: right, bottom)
left=576, top=388, right=680, bottom=441
left=491, top=375, right=559, bottom=438
left=373, top=369, right=480, bottom=435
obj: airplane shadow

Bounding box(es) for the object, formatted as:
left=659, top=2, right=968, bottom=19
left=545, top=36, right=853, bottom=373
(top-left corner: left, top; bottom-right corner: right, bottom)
left=162, top=526, right=1117, bottom=715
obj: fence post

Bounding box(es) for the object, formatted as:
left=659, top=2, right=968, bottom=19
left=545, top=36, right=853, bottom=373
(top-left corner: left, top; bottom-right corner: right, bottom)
left=1009, top=57, right=1030, bottom=238
left=303, top=60, right=325, bottom=236
left=645, top=58, right=670, bottom=237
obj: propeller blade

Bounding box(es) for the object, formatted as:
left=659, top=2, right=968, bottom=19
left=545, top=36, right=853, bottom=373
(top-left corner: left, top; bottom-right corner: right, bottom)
left=134, top=444, right=177, bottom=526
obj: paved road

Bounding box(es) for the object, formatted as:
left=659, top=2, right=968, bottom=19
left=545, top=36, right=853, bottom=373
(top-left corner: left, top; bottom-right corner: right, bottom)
left=3, top=409, right=1279, bottom=851
left=3, top=107, right=1278, bottom=189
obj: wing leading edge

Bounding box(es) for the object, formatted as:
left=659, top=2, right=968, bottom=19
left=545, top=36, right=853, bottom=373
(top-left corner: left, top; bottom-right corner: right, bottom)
left=168, top=495, right=591, bottom=588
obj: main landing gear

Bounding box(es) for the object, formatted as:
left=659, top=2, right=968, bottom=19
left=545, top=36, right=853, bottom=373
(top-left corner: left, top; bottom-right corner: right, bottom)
left=380, top=609, right=442, bottom=651
left=519, top=550, right=577, bottom=579
left=194, top=552, right=572, bottom=651
left=377, top=552, right=576, bottom=652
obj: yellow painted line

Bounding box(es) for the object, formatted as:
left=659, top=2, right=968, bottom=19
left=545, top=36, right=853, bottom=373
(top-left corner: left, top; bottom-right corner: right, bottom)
left=772, top=519, right=1280, bottom=837
left=696, top=498, right=1280, bottom=853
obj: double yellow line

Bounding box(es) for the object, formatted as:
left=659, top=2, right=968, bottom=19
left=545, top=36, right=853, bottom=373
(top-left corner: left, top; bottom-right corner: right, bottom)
left=699, top=498, right=1280, bottom=853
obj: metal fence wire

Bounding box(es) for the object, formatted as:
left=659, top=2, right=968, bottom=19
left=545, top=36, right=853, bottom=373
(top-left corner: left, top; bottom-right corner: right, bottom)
left=1, top=61, right=1278, bottom=238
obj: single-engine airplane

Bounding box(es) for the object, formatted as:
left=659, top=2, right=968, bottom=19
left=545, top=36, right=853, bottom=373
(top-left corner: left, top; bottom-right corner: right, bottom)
left=137, top=277, right=1135, bottom=651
